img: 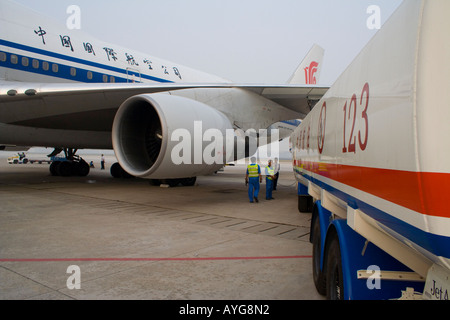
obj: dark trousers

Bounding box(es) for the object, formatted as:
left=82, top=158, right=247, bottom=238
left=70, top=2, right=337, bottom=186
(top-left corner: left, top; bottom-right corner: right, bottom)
left=273, top=172, right=279, bottom=190
left=266, top=178, right=273, bottom=199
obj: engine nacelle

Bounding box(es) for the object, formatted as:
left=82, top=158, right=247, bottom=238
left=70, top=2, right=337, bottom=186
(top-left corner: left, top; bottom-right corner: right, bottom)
left=112, top=93, right=246, bottom=179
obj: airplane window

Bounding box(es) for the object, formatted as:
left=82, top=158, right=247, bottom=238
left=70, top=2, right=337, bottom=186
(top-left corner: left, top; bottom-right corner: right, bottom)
left=42, top=61, right=49, bottom=71
left=22, top=57, right=29, bottom=67
left=32, top=59, right=39, bottom=69
left=52, top=64, right=58, bottom=73
left=11, top=54, right=18, bottom=64
left=70, top=67, right=76, bottom=77
left=103, top=75, right=108, bottom=83
left=0, top=52, right=6, bottom=62
left=87, top=71, right=93, bottom=80
left=110, top=76, right=115, bottom=83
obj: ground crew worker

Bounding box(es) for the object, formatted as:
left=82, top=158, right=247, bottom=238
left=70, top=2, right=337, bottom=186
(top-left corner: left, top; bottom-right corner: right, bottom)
left=245, top=157, right=262, bottom=203
left=265, top=159, right=276, bottom=200
left=100, top=154, right=105, bottom=170
left=273, top=157, right=280, bottom=191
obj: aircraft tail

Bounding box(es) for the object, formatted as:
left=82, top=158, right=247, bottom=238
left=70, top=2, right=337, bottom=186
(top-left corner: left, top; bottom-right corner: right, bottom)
left=287, top=44, right=324, bottom=85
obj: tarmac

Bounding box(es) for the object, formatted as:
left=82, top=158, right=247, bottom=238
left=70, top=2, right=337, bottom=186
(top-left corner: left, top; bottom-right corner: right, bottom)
left=0, top=152, right=324, bottom=300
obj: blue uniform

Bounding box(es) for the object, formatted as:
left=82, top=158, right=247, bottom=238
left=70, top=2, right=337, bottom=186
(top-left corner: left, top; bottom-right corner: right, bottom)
left=247, top=163, right=261, bottom=203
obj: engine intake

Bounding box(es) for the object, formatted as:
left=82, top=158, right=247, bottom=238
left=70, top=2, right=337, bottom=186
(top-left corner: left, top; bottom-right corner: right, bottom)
left=112, top=93, right=239, bottom=179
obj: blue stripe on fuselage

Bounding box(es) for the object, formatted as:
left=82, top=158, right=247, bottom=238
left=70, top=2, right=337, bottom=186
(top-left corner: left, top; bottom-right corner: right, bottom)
left=0, top=39, right=173, bottom=83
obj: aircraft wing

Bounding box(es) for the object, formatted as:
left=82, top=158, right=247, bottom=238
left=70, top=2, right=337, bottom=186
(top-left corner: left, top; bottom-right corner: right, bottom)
left=0, top=82, right=329, bottom=119
left=241, top=84, right=329, bottom=117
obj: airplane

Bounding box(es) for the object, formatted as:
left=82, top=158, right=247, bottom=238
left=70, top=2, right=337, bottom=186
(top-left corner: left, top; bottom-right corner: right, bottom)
left=0, top=0, right=328, bottom=185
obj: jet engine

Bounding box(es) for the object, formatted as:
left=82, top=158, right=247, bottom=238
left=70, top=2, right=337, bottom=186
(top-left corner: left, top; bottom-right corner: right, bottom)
left=112, top=93, right=252, bottom=180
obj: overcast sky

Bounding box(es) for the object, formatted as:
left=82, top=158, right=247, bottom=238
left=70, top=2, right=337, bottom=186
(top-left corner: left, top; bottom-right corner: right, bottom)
left=13, top=0, right=403, bottom=85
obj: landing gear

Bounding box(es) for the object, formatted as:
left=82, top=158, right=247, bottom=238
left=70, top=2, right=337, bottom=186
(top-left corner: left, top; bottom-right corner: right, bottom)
left=153, top=177, right=197, bottom=187
left=49, top=148, right=90, bottom=177
left=109, top=162, right=196, bottom=187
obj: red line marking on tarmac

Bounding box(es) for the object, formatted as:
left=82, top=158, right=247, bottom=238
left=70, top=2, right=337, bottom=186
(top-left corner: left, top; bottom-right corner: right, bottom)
left=0, top=256, right=312, bottom=262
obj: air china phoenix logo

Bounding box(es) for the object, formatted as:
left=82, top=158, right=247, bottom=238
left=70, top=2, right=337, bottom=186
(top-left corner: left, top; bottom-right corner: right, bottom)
left=304, top=61, right=319, bottom=85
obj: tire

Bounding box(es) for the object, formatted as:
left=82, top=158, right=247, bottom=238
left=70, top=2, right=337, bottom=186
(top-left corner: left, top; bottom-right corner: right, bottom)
left=75, top=160, right=90, bottom=177
left=110, top=162, right=123, bottom=178
left=57, top=161, right=72, bottom=177
left=121, top=170, right=134, bottom=179
left=326, top=234, right=345, bottom=300
left=312, top=215, right=326, bottom=296
left=181, top=177, right=196, bottom=186
left=162, top=179, right=180, bottom=187
left=50, top=161, right=61, bottom=176
left=110, top=162, right=134, bottom=179
left=150, top=179, right=162, bottom=186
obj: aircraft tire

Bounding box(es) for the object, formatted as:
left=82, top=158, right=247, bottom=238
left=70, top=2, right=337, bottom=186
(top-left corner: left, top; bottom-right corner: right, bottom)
left=150, top=179, right=162, bottom=186
left=75, top=160, right=90, bottom=177
left=162, top=179, right=180, bottom=187
left=57, top=161, right=72, bottom=177
left=110, top=162, right=123, bottom=178
left=181, top=177, right=196, bottom=186
left=110, top=162, right=134, bottom=179
left=50, top=161, right=60, bottom=176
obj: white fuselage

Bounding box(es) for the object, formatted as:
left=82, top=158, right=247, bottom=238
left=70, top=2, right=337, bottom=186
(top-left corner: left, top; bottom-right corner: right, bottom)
left=0, top=0, right=299, bottom=150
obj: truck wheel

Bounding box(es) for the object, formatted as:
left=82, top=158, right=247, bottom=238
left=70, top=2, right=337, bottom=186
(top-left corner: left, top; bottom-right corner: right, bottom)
left=326, top=234, right=344, bottom=300
left=312, top=215, right=326, bottom=295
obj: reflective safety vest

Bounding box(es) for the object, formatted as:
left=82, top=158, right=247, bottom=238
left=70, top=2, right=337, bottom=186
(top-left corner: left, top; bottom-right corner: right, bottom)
left=266, top=166, right=274, bottom=180
left=247, top=164, right=260, bottom=178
